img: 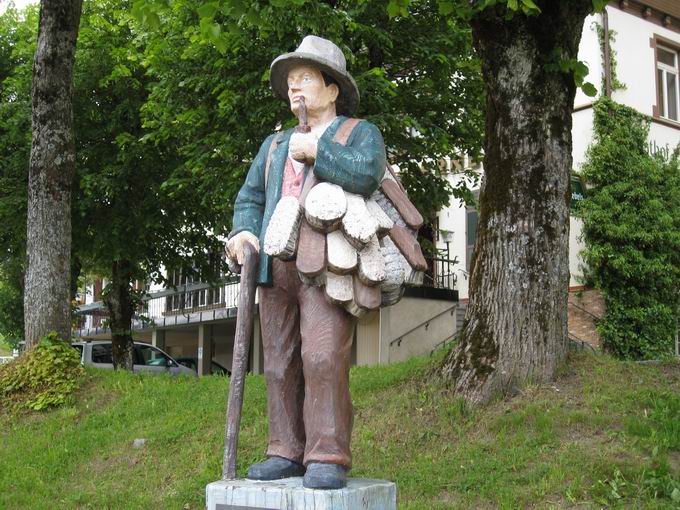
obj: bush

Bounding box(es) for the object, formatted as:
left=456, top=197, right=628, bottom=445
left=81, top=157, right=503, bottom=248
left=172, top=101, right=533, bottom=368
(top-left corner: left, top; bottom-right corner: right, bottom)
left=577, top=98, right=680, bottom=360
left=0, top=332, right=84, bottom=411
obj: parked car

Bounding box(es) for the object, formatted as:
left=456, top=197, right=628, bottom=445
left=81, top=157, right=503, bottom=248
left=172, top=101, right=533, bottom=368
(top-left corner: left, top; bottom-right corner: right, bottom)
left=71, top=341, right=196, bottom=376
left=174, top=356, right=231, bottom=376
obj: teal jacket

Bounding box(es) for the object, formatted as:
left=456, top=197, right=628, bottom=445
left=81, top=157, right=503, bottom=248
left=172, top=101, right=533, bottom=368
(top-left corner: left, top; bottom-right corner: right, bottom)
left=230, top=116, right=387, bottom=286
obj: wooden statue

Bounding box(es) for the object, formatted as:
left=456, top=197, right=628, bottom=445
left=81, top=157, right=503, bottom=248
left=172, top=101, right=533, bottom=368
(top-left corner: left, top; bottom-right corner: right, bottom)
left=226, top=35, right=425, bottom=490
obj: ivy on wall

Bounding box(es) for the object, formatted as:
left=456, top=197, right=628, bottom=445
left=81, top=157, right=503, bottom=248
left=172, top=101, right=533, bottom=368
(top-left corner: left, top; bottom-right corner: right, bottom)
left=594, top=22, right=626, bottom=92
left=577, top=98, right=680, bottom=360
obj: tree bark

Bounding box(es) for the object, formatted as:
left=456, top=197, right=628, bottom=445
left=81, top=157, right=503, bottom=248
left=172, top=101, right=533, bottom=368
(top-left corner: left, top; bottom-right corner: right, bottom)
left=23, top=0, right=83, bottom=347
left=104, top=260, right=135, bottom=371
left=440, top=2, right=592, bottom=404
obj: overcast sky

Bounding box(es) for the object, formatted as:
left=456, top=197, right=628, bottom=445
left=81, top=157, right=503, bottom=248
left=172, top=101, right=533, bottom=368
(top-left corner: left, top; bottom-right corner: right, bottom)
left=0, top=0, right=37, bottom=15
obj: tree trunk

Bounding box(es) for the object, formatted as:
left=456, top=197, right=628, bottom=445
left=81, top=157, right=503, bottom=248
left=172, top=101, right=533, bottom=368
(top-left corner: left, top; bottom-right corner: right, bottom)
left=104, top=260, right=135, bottom=371
left=23, top=0, right=83, bottom=347
left=440, top=2, right=592, bottom=404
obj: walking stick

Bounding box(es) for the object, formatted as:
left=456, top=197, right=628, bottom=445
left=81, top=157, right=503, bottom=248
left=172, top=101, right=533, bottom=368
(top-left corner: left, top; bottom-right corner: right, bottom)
left=222, top=240, right=259, bottom=480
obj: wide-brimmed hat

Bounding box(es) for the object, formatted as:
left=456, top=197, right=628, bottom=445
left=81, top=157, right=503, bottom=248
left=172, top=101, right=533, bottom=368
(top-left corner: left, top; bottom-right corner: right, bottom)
left=270, top=35, right=359, bottom=116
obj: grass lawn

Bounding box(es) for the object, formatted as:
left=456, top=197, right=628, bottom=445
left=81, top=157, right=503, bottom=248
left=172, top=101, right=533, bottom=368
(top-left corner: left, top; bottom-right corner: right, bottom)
left=1, top=351, right=679, bottom=509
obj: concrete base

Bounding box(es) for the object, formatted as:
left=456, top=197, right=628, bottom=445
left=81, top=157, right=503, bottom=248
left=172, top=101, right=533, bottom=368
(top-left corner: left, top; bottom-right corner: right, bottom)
left=206, top=477, right=397, bottom=510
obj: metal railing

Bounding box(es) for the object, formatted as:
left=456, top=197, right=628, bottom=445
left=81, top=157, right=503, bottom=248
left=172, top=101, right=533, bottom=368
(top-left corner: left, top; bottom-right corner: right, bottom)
left=430, top=333, right=459, bottom=356
left=74, top=277, right=242, bottom=336
left=142, top=278, right=241, bottom=320
left=424, top=256, right=457, bottom=290
left=389, top=304, right=459, bottom=348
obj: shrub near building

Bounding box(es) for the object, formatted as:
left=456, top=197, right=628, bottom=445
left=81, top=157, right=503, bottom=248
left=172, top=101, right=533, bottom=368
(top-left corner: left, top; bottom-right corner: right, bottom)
left=577, top=98, right=680, bottom=360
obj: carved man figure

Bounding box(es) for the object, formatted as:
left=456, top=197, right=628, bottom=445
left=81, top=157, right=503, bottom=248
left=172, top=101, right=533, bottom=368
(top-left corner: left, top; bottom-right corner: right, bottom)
left=226, top=36, right=386, bottom=489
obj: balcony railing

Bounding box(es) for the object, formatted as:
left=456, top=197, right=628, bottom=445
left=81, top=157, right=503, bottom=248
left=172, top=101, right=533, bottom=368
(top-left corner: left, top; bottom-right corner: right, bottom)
left=74, top=277, right=242, bottom=337
left=145, top=277, right=241, bottom=318
left=424, top=256, right=457, bottom=290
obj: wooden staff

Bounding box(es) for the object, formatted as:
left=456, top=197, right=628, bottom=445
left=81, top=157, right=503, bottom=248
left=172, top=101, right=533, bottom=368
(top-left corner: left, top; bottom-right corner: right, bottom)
left=222, top=241, right=259, bottom=480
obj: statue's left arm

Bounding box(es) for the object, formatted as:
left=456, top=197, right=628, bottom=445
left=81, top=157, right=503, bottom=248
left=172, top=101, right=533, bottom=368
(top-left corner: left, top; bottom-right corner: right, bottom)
left=314, top=121, right=386, bottom=196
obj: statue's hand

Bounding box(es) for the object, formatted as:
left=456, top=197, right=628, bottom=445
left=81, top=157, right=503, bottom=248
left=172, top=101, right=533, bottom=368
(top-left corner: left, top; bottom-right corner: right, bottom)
left=289, top=131, right=318, bottom=164
left=226, top=231, right=260, bottom=266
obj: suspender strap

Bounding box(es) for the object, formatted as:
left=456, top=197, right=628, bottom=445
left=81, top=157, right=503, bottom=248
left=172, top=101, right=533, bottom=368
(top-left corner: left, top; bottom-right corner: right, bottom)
left=264, top=132, right=284, bottom=191
left=331, top=118, right=403, bottom=193
left=333, top=118, right=362, bottom=145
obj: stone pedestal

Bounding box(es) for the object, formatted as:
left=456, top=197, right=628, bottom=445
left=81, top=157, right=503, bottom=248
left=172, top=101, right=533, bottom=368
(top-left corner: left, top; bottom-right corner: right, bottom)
left=206, top=477, right=397, bottom=510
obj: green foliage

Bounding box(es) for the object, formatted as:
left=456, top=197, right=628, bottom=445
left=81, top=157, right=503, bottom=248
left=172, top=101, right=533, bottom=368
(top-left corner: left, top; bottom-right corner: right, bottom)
left=591, top=0, right=608, bottom=12
left=592, top=465, right=680, bottom=505
left=0, top=5, right=37, bottom=343
left=0, top=274, right=23, bottom=347
left=0, top=332, right=84, bottom=410
left=135, top=0, right=484, bottom=231
left=393, top=0, right=606, bottom=20
left=71, top=0, right=226, bottom=290
left=0, top=335, right=12, bottom=356
left=545, top=55, right=598, bottom=98
left=577, top=98, right=680, bottom=359
left=0, top=0, right=228, bottom=340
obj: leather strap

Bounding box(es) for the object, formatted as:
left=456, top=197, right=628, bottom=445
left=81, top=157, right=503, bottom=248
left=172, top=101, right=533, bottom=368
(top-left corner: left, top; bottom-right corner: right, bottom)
left=332, top=118, right=405, bottom=193
left=385, top=163, right=407, bottom=193
left=333, top=118, right=362, bottom=145
left=298, top=170, right=319, bottom=204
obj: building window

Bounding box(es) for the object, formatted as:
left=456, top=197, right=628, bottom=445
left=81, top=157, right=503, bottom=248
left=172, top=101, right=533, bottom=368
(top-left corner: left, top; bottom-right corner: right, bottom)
left=657, top=45, right=679, bottom=121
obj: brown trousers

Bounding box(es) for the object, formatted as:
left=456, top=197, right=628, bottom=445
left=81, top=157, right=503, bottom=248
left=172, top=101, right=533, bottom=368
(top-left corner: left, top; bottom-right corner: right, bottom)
left=259, top=259, right=356, bottom=468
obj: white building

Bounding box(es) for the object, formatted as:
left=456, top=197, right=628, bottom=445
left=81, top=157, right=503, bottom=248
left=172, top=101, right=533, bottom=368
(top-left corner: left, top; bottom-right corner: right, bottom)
left=439, top=0, right=680, bottom=303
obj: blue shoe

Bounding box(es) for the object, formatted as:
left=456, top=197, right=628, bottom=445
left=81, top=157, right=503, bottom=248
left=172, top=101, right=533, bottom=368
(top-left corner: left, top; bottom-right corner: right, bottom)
left=246, top=456, right=305, bottom=480
left=303, top=463, right=347, bottom=489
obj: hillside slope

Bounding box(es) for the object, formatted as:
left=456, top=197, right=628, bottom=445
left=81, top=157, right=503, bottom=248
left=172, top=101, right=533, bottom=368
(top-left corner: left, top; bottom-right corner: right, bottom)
left=1, top=353, right=679, bottom=509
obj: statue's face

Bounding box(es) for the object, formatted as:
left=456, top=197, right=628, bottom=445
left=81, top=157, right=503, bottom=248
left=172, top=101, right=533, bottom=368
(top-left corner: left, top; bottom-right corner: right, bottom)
left=287, top=64, right=338, bottom=117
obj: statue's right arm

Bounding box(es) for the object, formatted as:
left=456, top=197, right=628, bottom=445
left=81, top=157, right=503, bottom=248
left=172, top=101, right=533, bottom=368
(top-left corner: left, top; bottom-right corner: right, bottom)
left=230, top=134, right=276, bottom=240
left=227, top=134, right=276, bottom=263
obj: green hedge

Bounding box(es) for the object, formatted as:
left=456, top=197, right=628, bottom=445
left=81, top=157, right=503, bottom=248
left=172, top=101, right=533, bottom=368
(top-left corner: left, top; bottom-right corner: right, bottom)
left=577, top=98, right=680, bottom=359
